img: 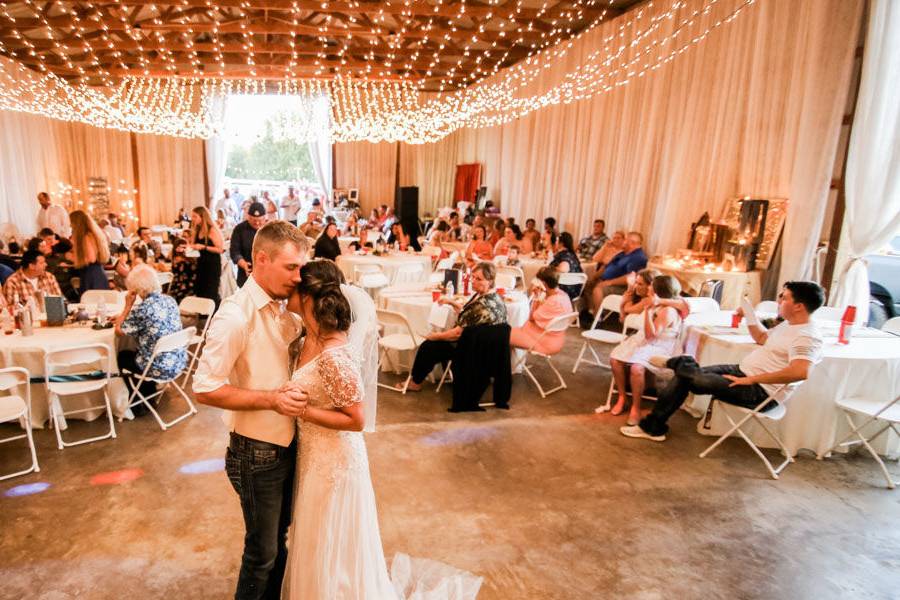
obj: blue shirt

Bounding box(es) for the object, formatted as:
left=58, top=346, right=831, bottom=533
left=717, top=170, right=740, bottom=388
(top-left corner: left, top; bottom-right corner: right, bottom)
left=121, top=292, right=187, bottom=380
left=601, top=248, right=648, bottom=281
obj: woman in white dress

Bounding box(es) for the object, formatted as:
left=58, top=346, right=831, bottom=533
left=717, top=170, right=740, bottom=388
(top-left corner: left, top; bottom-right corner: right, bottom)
left=608, top=275, right=683, bottom=425
left=282, top=260, right=481, bottom=600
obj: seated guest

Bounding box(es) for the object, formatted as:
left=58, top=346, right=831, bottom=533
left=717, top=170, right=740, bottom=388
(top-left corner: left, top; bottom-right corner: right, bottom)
left=114, top=264, right=188, bottom=416
left=543, top=217, right=557, bottom=236
left=136, top=226, right=164, bottom=261
left=621, top=281, right=825, bottom=442
left=108, top=213, right=126, bottom=238
left=0, top=239, right=18, bottom=272
left=585, top=231, right=647, bottom=317
left=506, top=244, right=522, bottom=267
left=427, top=221, right=451, bottom=252
left=591, top=230, right=626, bottom=268
left=37, top=228, right=57, bottom=249
left=465, top=225, right=493, bottom=263
left=549, top=232, right=583, bottom=301
left=348, top=228, right=374, bottom=252
left=522, top=218, right=541, bottom=251
left=168, top=238, right=197, bottom=303
left=299, top=211, right=322, bottom=238
left=26, top=236, right=52, bottom=257
left=620, top=269, right=659, bottom=316
left=448, top=211, right=468, bottom=242
left=607, top=275, right=683, bottom=425
left=402, top=262, right=507, bottom=392
left=493, top=223, right=521, bottom=256
left=0, top=261, right=11, bottom=285
left=100, top=218, right=123, bottom=243
left=113, top=243, right=149, bottom=290
left=488, top=219, right=504, bottom=247
left=314, top=222, right=343, bottom=261
left=2, top=249, right=62, bottom=305
left=510, top=267, right=573, bottom=354
left=380, top=206, right=397, bottom=235
left=343, top=210, right=361, bottom=236
left=387, top=222, right=422, bottom=252
left=578, top=219, right=609, bottom=261
left=46, top=238, right=77, bottom=301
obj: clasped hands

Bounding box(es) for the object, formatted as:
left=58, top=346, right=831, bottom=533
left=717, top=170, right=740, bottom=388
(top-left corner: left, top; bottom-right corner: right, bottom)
left=271, top=381, right=310, bottom=417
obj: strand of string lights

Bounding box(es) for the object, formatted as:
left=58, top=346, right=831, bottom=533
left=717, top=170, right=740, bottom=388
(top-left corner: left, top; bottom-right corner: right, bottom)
left=0, top=0, right=757, bottom=143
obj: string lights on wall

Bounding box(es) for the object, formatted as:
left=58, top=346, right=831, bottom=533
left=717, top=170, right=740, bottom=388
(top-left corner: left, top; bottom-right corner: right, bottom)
left=0, top=0, right=757, bottom=143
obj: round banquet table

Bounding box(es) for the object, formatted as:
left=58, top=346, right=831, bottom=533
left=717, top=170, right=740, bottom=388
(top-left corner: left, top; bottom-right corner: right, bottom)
left=0, top=321, right=132, bottom=429
left=681, top=311, right=900, bottom=457
left=518, top=257, right=596, bottom=286
left=378, top=287, right=531, bottom=375
left=336, top=253, right=432, bottom=284
left=648, top=260, right=761, bottom=310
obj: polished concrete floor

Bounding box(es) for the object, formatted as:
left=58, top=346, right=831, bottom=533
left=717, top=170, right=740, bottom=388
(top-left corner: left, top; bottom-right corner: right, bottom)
left=2, top=330, right=899, bottom=599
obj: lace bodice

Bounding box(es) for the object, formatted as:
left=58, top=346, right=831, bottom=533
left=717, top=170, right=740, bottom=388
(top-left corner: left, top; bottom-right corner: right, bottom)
left=293, top=343, right=364, bottom=409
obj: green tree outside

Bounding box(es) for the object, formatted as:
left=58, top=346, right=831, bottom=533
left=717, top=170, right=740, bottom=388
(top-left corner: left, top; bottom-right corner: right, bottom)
left=225, top=117, right=317, bottom=181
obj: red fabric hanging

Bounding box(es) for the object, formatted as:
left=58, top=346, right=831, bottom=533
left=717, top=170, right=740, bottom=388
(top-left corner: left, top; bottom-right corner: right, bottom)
left=453, top=163, right=482, bottom=204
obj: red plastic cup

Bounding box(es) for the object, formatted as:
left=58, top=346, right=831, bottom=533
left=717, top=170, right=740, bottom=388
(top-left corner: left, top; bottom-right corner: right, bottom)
left=497, top=288, right=506, bottom=298
left=432, top=290, right=441, bottom=302
left=731, top=312, right=741, bottom=328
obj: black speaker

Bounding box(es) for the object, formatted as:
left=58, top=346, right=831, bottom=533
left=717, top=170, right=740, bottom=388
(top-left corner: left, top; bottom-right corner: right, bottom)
left=395, top=186, right=419, bottom=221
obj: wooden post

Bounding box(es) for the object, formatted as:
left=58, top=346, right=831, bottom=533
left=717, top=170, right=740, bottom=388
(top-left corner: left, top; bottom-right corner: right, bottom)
left=202, top=140, right=211, bottom=208
left=129, top=132, right=141, bottom=229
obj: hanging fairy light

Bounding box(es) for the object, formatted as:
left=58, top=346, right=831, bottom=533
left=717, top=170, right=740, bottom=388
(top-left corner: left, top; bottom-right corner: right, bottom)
left=0, top=0, right=757, bottom=144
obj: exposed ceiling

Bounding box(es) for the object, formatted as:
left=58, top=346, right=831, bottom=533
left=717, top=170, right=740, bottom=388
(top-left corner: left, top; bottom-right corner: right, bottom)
left=0, top=0, right=645, bottom=90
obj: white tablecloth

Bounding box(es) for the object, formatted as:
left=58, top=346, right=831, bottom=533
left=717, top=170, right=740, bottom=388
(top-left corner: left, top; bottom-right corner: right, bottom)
left=649, top=260, right=762, bottom=310
left=379, top=288, right=530, bottom=374
left=682, top=312, right=900, bottom=456
left=337, top=253, right=432, bottom=284
left=338, top=236, right=359, bottom=251
left=0, top=323, right=131, bottom=428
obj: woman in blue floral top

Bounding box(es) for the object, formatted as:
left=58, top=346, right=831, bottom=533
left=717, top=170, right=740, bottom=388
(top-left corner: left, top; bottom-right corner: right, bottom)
left=115, top=264, right=188, bottom=415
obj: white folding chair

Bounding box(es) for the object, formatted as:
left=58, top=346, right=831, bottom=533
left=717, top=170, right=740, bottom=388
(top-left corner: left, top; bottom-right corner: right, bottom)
left=122, top=327, right=198, bottom=430
left=492, top=255, right=509, bottom=266
left=429, top=256, right=456, bottom=285
left=495, top=272, right=516, bottom=290
left=812, top=306, right=844, bottom=322
left=573, top=294, right=623, bottom=374
left=44, top=344, right=117, bottom=449
left=817, top=394, right=900, bottom=489
left=356, top=265, right=390, bottom=299
left=422, top=245, right=443, bottom=259
left=699, top=383, right=801, bottom=480
left=882, top=317, right=900, bottom=336
left=497, top=265, right=526, bottom=290
left=559, top=272, right=588, bottom=325
left=0, top=368, right=40, bottom=480
left=592, top=309, right=661, bottom=413
left=80, top=289, right=122, bottom=305
left=514, top=312, right=579, bottom=398
left=683, top=296, right=720, bottom=314
left=392, top=262, right=425, bottom=286
left=376, top=310, right=424, bottom=394
left=156, top=271, right=174, bottom=292
left=428, top=303, right=455, bottom=392
left=755, top=300, right=778, bottom=314
left=178, top=296, right=217, bottom=383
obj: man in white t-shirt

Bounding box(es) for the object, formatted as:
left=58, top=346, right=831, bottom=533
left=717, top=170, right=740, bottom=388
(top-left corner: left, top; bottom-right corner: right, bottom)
left=35, top=192, right=71, bottom=239
left=280, top=185, right=301, bottom=225
left=621, top=281, right=825, bottom=442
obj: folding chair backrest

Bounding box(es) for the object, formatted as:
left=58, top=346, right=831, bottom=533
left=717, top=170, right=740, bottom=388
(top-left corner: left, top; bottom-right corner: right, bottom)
left=0, top=367, right=28, bottom=393
left=422, top=245, right=442, bottom=258
left=498, top=266, right=525, bottom=282
left=493, top=255, right=509, bottom=266
left=428, top=304, right=454, bottom=330
left=698, top=279, right=724, bottom=304
left=354, top=264, right=382, bottom=282
left=755, top=300, right=778, bottom=313
left=600, top=294, right=623, bottom=314
left=623, top=312, right=643, bottom=333
left=81, top=290, right=122, bottom=305
left=179, top=296, right=216, bottom=317
left=495, top=273, right=516, bottom=290
left=558, top=272, right=588, bottom=287
left=546, top=312, right=579, bottom=333
left=882, top=317, right=900, bottom=335
left=156, top=272, right=173, bottom=286
left=45, top=344, right=111, bottom=385
left=152, top=326, right=197, bottom=354
left=376, top=309, right=418, bottom=343
left=435, top=257, right=455, bottom=271
left=684, top=296, right=720, bottom=314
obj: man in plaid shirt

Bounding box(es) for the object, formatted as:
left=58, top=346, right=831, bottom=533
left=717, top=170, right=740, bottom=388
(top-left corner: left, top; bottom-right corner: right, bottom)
left=2, top=249, right=62, bottom=306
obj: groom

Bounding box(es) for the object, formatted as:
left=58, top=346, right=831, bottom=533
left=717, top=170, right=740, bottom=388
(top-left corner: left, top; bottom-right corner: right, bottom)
left=194, top=221, right=309, bottom=600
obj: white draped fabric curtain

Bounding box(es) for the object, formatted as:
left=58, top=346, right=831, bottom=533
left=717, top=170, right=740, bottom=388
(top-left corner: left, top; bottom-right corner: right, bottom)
left=335, top=0, right=861, bottom=285
left=307, top=95, right=333, bottom=200
left=0, top=109, right=204, bottom=235
left=830, top=0, right=900, bottom=322
left=205, top=94, right=228, bottom=207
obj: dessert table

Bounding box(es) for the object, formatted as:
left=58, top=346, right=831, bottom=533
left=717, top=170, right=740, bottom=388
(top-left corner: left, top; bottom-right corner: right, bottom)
left=1, top=320, right=132, bottom=429
left=682, top=311, right=900, bottom=457
left=648, top=260, right=761, bottom=309
left=337, top=253, right=432, bottom=284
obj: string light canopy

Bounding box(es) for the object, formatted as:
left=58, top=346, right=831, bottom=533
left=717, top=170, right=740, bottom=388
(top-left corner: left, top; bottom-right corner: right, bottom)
left=0, top=0, right=758, bottom=143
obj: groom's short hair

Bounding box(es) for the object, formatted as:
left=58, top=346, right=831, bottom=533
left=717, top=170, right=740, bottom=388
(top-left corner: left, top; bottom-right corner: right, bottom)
left=252, top=221, right=308, bottom=260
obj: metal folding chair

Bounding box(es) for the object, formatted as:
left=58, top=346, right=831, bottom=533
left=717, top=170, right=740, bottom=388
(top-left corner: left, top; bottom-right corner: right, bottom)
left=122, top=327, right=198, bottom=430
left=178, top=296, right=216, bottom=384
left=0, top=367, right=40, bottom=480
left=513, top=312, right=579, bottom=398
left=376, top=309, right=424, bottom=394
left=572, top=294, right=623, bottom=374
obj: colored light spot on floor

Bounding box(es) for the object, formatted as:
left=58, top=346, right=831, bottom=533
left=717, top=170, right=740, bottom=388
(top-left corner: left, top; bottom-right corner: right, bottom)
left=89, top=468, right=144, bottom=486
left=3, top=482, right=51, bottom=497
left=420, top=427, right=498, bottom=446
left=179, top=458, right=225, bottom=475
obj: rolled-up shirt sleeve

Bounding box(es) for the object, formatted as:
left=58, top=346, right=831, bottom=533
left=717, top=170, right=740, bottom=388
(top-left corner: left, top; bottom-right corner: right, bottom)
left=192, top=302, right=247, bottom=394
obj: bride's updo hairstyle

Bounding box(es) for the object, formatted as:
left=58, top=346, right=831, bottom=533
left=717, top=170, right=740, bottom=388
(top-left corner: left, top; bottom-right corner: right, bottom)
left=297, top=259, right=352, bottom=332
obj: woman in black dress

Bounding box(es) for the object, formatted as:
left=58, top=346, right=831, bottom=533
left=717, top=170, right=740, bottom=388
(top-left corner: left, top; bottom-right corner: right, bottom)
left=69, top=209, right=111, bottom=295
left=313, top=222, right=343, bottom=261
left=549, top=231, right=584, bottom=301
left=189, top=206, right=224, bottom=306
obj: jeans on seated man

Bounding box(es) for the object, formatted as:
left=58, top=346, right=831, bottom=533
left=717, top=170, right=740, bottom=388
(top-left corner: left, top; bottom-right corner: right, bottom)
left=620, top=281, right=825, bottom=442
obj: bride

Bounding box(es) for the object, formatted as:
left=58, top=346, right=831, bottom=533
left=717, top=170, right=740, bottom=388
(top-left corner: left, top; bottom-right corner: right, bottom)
left=281, top=260, right=481, bottom=600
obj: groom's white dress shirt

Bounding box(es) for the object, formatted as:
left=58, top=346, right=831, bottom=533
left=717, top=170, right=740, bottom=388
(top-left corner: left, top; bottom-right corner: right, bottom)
left=193, top=276, right=302, bottom=447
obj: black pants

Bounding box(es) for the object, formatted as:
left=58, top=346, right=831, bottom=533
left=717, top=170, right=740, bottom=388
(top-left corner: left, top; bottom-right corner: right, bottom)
left=225, top=432, right=296, bottom=600
left=639, top=356, right=771, bottom=436
left=117, top=350, right=158, bottom=413
left=411, top=340, right=455, bottom=384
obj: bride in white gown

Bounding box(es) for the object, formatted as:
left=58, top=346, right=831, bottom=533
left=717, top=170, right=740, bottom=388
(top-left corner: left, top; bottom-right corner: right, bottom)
left=282, top=260, right=481, bottom=600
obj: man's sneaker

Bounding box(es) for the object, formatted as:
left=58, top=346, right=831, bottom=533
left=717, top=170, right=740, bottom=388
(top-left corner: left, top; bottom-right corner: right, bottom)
left=648, top=355, right=671, bottom=369
left=619, top=425, right=666, bottom=442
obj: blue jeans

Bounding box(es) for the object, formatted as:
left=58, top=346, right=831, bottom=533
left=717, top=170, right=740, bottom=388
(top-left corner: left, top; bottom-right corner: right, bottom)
left=639, top=356, right=770, bottom=436
left=225, top=432, right=296, bottom=600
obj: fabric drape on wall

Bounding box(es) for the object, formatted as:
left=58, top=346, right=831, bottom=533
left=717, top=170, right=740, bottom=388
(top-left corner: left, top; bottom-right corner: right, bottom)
left=345, top=0, right=859, bottom=286
left=135, top=134, right=206, bottom=226
left=453, top=163, right=482, bottom=204
left=205, top=95, right=227, bottom=205
left=308, top=96, right=333, bottom=200
left=830, top=0, right=900, bottom=322
left=334, top=141, right=397, bottom=213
